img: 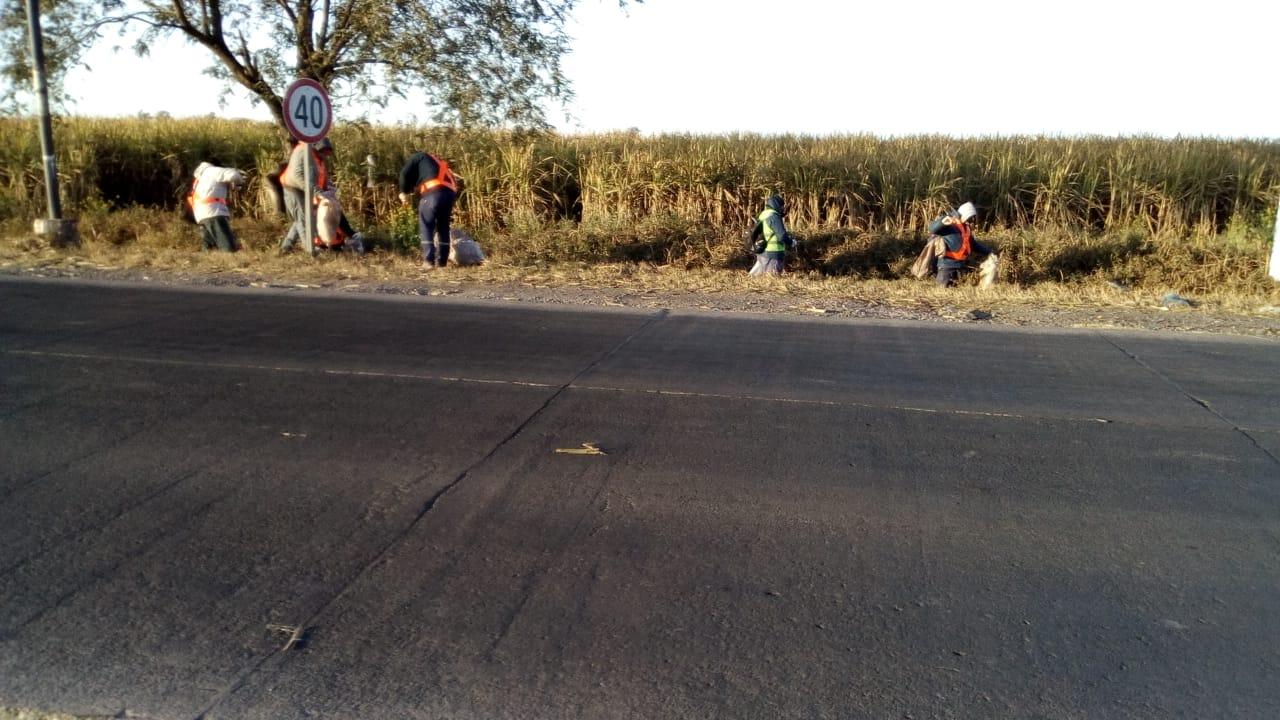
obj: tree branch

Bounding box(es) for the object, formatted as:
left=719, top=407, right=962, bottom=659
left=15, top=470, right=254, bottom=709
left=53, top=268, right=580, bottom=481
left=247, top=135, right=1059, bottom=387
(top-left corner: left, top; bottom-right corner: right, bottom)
left=317, top=0, right=330, bottom=51
left=273, top=0, right=297, bottom=26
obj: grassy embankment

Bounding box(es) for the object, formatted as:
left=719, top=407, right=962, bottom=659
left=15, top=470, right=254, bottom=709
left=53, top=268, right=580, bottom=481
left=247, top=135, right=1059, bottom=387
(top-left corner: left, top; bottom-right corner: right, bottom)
left=1, top=116, right=1277, bottom=310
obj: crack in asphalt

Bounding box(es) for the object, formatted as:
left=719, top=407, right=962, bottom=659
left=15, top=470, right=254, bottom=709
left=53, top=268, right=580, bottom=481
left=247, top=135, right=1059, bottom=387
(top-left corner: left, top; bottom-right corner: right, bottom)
left=0, top=485, right=239, bottom=641
left=188, top=308, right=671, bottom=720
left=0, top=421, right=162, bottom=504
left=1099, top=334, right=1280, bottom=468
left=0, top=467, right=205, bottom=578
left=484, top=462, right=619, bottom=664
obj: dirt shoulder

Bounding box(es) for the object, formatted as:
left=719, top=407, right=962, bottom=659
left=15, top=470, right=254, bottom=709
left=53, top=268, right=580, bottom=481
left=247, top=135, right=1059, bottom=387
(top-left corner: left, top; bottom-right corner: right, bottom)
left=4, top=245, right=1279, bottom=339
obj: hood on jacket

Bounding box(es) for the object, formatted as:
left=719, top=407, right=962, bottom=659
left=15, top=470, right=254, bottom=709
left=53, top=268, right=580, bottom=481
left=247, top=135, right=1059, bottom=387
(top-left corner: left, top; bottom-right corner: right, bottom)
left=193, top=161, right=212, bottom=179
left=765, top=195, right=784, bottom=214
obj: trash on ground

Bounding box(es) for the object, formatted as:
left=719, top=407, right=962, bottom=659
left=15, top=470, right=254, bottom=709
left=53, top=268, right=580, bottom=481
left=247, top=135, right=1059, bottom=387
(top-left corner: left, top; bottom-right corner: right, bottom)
left=556, top=442, right=607, bottom=456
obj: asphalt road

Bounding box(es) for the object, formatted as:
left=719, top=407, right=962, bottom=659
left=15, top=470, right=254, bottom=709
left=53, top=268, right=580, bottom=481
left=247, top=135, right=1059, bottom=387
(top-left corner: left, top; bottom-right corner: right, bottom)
left=1, top=276, right=1278, bottom=720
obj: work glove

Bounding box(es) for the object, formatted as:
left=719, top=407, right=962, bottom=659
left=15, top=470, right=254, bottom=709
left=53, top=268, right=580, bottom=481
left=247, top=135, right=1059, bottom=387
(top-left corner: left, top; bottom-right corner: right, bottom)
left=398, top=192, right=412, bottom=205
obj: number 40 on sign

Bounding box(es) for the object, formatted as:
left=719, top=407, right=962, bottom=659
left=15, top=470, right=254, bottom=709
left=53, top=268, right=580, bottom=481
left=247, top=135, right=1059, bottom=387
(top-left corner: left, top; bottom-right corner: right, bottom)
left=282, top=79, right=332, bottom=144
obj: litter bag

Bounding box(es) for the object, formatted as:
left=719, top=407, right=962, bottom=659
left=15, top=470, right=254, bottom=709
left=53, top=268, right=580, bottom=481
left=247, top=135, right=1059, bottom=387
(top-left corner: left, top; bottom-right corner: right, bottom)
left=979, top=253, right=1000, bottom=288
left=315, top=190, right=342, bottom=248
left=911, top=237, right=943, bottom=279
left=449, top=228, right=486, bottom=266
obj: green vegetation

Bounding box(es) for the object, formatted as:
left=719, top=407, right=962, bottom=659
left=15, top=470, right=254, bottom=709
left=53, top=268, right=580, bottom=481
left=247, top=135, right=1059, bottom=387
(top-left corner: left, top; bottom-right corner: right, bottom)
left=1, top=117, right=1277, bottom=294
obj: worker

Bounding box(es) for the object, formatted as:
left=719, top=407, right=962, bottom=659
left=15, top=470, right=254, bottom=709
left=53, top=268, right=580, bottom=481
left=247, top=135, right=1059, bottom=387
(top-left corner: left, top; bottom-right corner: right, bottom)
left=748, top=194, right=797, bottom=275
left=399, top=151, right=459, bottom=269
left=189, top=160, right=245, bottom=252
left=280, top=138, right=364, bottom=253
left=927, top=201, right=995, bottom=287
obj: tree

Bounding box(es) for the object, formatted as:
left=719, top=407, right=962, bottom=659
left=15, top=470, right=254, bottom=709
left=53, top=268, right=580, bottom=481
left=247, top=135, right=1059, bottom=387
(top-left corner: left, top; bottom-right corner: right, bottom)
left=2, top=0, right=636, bottom=129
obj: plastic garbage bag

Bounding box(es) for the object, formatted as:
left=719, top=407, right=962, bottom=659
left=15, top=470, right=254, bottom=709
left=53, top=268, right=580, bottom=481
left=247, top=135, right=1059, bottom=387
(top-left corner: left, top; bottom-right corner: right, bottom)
left=911, top=237, right=943, bottom=279
left=315, top=190, right=342, bottom=248
left=979, top=253, right=1000, bottom=289
left=449, top=228, right=486, bottom=266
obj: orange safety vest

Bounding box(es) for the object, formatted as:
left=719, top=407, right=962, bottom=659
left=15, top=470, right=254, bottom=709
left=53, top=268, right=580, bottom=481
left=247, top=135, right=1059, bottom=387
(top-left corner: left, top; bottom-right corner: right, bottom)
left=943, top=221, right=973, bottom=261
left=284, top=147, right=328, bottom=191
left=186, top=178, right=227, bottom=213
left=415, top=154, right=458, bottom=194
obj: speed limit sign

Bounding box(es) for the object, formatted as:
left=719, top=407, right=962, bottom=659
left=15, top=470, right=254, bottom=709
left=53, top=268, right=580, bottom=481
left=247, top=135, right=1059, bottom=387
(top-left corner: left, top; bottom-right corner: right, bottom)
left=283, top=79, right=332, bottom=143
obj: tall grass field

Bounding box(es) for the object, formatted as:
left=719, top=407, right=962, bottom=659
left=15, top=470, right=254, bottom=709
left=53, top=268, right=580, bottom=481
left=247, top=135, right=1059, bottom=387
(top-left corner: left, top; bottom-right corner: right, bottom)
left=1, top=116, right=1277, bottom=293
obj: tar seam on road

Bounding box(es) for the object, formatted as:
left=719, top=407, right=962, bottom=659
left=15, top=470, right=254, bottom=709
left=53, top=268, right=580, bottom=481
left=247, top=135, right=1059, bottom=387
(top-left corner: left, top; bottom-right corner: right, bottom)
left=0, top=484, right=239, bottom=642
left=0, top=380, right=228, bottom=503
left=0, top=466, right=205, bottom=578
left=1099, top=333, right=1280, bottom=468
left=6, top=347, right=1237, bottom=433
left=5, top=349, right=559, bottom=389
left=186, top=309, right=670, bottom=720
left=0, top=420, right=161, bottom=504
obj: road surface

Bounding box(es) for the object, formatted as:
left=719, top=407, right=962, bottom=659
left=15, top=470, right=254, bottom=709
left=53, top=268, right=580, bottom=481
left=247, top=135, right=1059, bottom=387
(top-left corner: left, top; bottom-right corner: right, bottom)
left=1, top=276, right=1278, bottom=719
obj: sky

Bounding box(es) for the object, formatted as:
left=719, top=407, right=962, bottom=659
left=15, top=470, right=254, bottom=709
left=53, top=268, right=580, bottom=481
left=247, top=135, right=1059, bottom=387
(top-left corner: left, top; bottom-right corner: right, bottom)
left=62, top=0, right=1280, bottom=138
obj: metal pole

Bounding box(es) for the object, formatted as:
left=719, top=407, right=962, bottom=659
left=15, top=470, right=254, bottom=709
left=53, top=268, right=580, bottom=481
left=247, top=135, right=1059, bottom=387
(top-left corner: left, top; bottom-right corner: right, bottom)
left=24, top=0, right=76, bottom=245
left=303, top=149, right=315, bottom=255
left=25, top=0, right=58, bottom=218
left=1270, top=198, right=1280, bottom=282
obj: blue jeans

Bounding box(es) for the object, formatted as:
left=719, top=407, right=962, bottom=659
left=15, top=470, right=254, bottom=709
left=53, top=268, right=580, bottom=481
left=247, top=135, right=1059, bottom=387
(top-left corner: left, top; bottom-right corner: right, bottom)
left=199, top=216, right=239, bottom=252
left=419, top=188, right=456, bottom=266
left=936, top=265, right=963, bottom=287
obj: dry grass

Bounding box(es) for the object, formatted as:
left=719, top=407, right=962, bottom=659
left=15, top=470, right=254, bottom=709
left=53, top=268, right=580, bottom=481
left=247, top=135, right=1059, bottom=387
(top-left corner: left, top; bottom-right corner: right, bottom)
left=4, top=211, right=1277, bottom=327
left=0, top=709, right=84, bottom=720
left=2, top=117, right=1277, bottom=313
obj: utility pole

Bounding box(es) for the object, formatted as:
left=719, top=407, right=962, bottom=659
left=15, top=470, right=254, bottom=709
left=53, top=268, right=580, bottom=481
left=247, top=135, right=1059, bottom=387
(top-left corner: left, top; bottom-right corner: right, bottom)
left=1270, top=199, right=1280, bottom=282
left=24, top=0, right=78, bottom=246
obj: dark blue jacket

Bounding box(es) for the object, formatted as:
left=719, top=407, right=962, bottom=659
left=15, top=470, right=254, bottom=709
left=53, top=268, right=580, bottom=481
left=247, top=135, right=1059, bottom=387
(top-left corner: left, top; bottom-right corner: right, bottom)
left=928, top=215, right=993, bottom=269
left=399, top=152, right=442, bottom=194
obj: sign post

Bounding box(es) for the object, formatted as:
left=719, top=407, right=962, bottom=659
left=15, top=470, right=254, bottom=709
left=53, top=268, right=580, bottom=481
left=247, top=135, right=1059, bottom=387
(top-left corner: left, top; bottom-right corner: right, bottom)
left=282, top=79, right=332, bottom=256
left=24, top=0, right=77, bottom=246
left=1271, top=199, right=1280, bottom=283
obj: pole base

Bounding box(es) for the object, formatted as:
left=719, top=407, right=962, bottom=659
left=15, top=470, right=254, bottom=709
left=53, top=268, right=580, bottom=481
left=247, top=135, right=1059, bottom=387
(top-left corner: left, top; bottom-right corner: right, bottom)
left=34, top=218, right=80, bottom=248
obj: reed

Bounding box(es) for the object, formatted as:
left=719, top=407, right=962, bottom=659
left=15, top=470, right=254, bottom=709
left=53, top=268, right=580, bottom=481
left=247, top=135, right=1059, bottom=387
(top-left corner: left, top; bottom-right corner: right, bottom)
left=1, top=117, right=1276, bottom=293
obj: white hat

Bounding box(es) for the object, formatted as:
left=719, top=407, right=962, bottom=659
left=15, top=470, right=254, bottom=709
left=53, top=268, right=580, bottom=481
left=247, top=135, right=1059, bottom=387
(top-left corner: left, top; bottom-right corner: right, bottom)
left=957, top=202, right=977, bottom=221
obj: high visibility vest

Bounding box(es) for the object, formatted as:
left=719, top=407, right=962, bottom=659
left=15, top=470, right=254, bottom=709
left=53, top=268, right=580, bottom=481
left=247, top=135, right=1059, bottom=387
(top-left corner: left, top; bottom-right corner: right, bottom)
left=416, top=154, right=458, bottom=194
left=186, top=177, right=227, bottom=214
left=758, top=208, right=786, bottom=252
left=284, top=147, right=327, bottom=190
left=943, top=221, right=973, bottom=261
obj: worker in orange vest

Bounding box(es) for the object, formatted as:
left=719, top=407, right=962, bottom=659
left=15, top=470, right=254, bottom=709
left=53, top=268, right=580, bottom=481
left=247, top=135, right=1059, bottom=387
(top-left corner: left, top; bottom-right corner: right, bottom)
left=927, top=202, right=995, bottom=287
left=278, top=137, right=365, bottom=253
left=188, top=160, right=245, bottom=252
left=279, top=137, right=327, bottom=252
left=398, top=152, right=459, bottom=269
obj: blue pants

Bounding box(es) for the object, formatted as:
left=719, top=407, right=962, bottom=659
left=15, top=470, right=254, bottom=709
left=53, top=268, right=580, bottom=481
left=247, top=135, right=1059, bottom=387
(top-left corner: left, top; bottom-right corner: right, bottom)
left=419, top=188, right=456, bottom=266
left=936, top=265, right=964, bottom=287
left=199, top=216, right=239, bottom=252
left=749, top=251, right=785, bottom=275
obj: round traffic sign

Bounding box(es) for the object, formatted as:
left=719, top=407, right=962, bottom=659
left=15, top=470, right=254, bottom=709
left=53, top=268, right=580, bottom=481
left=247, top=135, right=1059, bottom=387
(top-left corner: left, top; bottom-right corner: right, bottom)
left=282, top=79, right=332, bottom=143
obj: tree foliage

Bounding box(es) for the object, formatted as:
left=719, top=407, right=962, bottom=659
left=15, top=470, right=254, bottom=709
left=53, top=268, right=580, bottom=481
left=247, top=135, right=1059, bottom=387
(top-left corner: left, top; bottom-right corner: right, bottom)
left=2, top=0, right=636, bottom=129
